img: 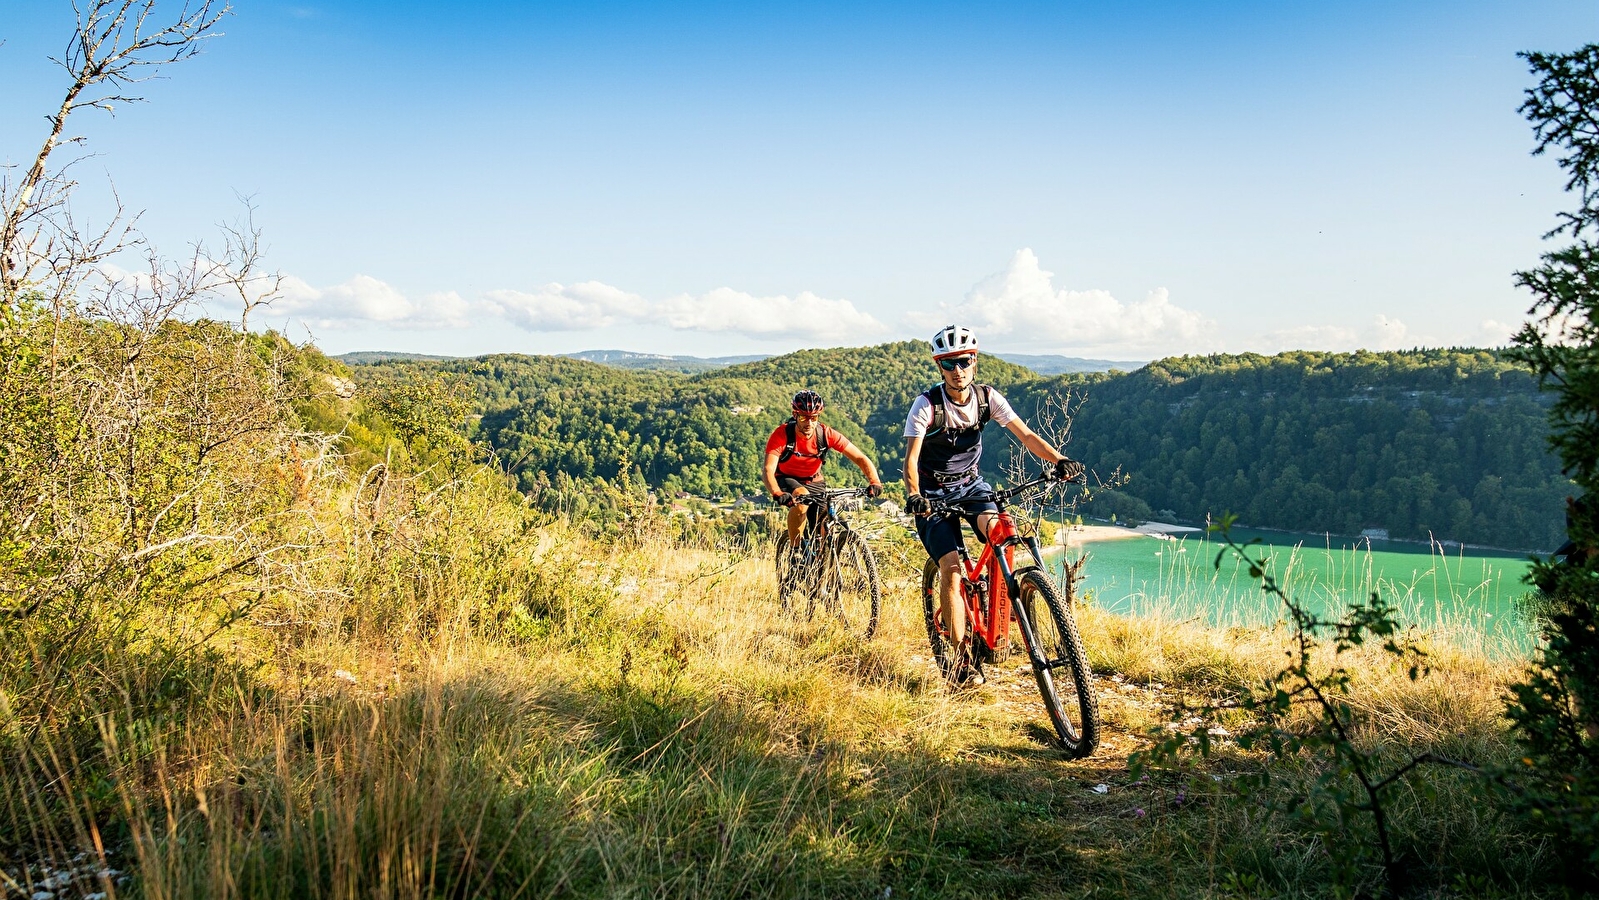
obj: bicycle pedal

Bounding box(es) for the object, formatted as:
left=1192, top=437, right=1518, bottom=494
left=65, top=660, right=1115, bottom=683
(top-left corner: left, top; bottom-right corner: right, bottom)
left=947, top=667, right=985, bottom=690
left=973, top=638, right=995, bottom=665
left=947, top=644, right=986, bottom=689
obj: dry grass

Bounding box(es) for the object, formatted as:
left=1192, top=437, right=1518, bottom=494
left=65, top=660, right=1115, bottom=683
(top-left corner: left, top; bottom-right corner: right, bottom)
left=3, top=508, right=1562, bottom=900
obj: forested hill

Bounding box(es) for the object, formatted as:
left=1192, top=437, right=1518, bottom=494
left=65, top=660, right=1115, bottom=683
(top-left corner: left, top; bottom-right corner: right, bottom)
left=357, top=342, right=1037, bottom=499
left=351, top=344, right=1570, bottom=550
left=1045, top=350, right=1568, bottom=550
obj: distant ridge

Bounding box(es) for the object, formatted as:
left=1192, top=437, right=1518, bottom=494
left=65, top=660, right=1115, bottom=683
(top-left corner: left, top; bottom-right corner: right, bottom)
left=344, top=342, right=1565, bottom=549
left=994, top=353, right=1146, bottom=374
left=339, top=348, right=1131, bottom=375
left=564, top=349, right=770, bottom=372
left=338, top=351, right=458, bottom=364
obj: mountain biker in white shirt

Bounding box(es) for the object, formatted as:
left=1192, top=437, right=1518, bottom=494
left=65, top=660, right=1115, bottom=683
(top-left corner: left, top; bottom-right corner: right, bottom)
left=902, top=325, right=1083, bottom=685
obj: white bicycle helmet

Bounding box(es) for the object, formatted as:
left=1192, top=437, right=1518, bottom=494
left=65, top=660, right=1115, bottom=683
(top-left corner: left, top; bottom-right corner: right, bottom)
left=930, top=325, right=979, bottom=359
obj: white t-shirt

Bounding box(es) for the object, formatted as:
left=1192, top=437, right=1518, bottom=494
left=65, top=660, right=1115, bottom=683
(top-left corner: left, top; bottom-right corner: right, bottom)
left=903, top=385, right=1017, bottom=438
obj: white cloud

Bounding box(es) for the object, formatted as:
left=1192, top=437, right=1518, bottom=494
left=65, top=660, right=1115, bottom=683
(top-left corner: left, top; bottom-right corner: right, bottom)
left=1256, top=324, right=1361, bottom=353
left=1252, top=315, right=1480, bottom=354
left=484, top=281, right=649, bottom=331
left=655, top=288, right=883, bottom=341
left=319, top=275, right=413, bottom=322
left=122, top=259, right=884, bottom=343
left=270, top=274, right=469, bottom=329
left=910, top=249, right=1215, bottom=355
left=91, top=261, right=159, bottom=294
left=1479, top=319, right=1518, bottom=346
left=485, top=280, right=885, bottom=342
left=1370, top=314, right=1409, bottom=349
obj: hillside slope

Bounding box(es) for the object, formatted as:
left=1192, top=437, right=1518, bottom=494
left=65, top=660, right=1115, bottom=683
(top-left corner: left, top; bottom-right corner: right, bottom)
left=1043, top=349, right=1566, bottom=549
left=1, top=303, right=1562, bottom=898
left=352, top=344, right=1568, bottom=547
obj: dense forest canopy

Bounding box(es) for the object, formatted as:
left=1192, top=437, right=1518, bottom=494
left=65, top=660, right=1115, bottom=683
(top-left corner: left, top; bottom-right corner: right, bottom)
left=353, top=343, right=1569, bottom=550
left=1050, top=349, right=1566, bottom=550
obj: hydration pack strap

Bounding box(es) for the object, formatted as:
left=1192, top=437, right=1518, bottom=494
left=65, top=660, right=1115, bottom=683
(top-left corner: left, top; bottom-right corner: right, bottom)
left=926, top=384, right=991, bottom=435
left=778, top=418, right=831, bottom=465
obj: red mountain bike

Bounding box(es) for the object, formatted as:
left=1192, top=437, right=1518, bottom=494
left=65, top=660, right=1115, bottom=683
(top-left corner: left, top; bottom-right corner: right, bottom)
left=921, top=471, right=1100, bottom=757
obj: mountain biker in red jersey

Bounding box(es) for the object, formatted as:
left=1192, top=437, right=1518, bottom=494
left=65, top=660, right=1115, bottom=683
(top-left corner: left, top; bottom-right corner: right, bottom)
left=903, top=325, right=1084, bottom=685
left=763, top=390, right=883, bottom=547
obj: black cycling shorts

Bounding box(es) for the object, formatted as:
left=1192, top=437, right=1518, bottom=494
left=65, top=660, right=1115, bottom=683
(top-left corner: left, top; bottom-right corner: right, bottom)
left=776, top=474, right=825, bottom=494
left=914, top=477, right=999, bottom=562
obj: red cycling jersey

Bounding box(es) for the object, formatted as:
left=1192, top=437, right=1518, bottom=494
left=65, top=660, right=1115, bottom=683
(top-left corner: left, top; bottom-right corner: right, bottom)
left=764, top=422, right=840, bottom=480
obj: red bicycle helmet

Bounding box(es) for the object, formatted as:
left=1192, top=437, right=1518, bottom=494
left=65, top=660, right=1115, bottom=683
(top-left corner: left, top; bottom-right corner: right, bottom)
left=792, top=390, right=825, bottom=413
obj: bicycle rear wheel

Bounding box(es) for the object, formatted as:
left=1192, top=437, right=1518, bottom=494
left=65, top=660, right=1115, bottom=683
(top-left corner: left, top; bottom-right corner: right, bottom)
left=823, top=530, right=880, bottom=640
left=920, top=559, right=964, bottom=682
left=1016, top=568, right=1100, bottom=757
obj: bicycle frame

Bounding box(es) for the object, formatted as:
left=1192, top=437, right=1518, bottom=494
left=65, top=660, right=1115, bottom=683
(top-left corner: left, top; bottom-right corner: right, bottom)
left=928, top=481, right=1058, bottom=666
left=789, top=488, right=870, bottom=585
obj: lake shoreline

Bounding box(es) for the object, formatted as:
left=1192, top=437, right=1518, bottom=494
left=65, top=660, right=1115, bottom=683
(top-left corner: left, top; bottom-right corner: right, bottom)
left=1064, top=518, right=1549, bottom=557
left=1057, top=520, right=1204, bottom=547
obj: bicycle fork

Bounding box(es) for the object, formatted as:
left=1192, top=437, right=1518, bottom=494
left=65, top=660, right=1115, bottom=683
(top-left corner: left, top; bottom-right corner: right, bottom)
left=993, top=537, right=1056, bottom=674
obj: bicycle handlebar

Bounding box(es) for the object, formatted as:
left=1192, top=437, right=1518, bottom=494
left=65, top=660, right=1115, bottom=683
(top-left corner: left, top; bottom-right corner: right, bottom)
left=790, top=486, right=875, bottom=505
left=922, top=470, right=1081, bottom=516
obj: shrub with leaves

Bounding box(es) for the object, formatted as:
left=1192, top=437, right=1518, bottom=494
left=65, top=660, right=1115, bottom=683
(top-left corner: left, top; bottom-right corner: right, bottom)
left=1503, top=42, right=1599, bottom=883
left=1132, top=517, right=1463, bottom=897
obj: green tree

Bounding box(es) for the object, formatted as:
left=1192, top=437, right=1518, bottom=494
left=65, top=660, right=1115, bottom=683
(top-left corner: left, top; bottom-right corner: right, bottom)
left=1502, top=43, right=1599, bottom=883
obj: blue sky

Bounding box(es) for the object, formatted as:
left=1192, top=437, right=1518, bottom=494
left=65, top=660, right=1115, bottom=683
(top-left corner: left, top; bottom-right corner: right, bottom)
left=2, top=0, right=1593, bottom=358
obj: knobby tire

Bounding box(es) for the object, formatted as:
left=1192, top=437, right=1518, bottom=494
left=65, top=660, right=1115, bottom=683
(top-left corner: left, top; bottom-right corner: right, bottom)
left=1017, top=568, right=1100, bottom=757
left=823, top=530, right=880, bottom=640
left=922, top=558, right=978, bottom=683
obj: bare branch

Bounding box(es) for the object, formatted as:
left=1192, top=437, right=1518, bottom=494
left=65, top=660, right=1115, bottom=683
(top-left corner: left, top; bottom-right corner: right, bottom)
left=3, top=0, right=229, bottom=305
left=207, top=197, right=286, bottom=331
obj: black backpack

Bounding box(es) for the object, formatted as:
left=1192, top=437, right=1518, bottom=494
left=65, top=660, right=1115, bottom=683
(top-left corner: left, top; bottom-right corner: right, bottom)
left=924, top=384, right=992, bottom=435
left=777, top=418, right=832, bottom=465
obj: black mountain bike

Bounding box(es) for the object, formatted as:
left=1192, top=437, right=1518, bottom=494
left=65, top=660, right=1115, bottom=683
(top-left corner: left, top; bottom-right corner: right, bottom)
left=921, top=471, right=1100, bottom=757
left=773, top=487, right=882, bottom=640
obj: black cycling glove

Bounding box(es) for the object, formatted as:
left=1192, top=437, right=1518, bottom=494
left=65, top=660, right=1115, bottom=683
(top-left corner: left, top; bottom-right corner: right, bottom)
left=775, top=491, right=796, bottom=507
left=866, top=482, right=883, bottom=499
left=906, top=493, right=930, bottom=516
left=1054, top=458, right=1085, bottom=481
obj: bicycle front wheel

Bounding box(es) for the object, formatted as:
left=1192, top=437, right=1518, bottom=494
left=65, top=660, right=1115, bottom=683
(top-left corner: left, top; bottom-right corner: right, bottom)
left=774, top=532, right=802, bottom=615
left=1016, top=568, right=1100, bottom=757
left=824, top=530, right=880, bottom=640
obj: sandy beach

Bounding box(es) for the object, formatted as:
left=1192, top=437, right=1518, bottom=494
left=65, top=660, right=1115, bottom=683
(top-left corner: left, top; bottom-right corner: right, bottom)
left=1056, top=524, right=1145, bottom=546
left=1056, top=521, right=1205, bottom=547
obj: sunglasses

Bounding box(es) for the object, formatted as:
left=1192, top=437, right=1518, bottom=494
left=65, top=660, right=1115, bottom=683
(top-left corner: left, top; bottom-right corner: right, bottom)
left=938, top=356, right=976, bottom=371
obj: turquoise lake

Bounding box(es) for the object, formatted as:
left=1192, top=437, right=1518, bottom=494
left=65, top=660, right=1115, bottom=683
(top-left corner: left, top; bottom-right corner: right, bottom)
left=1048, top=526, right=1541, bottom=656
